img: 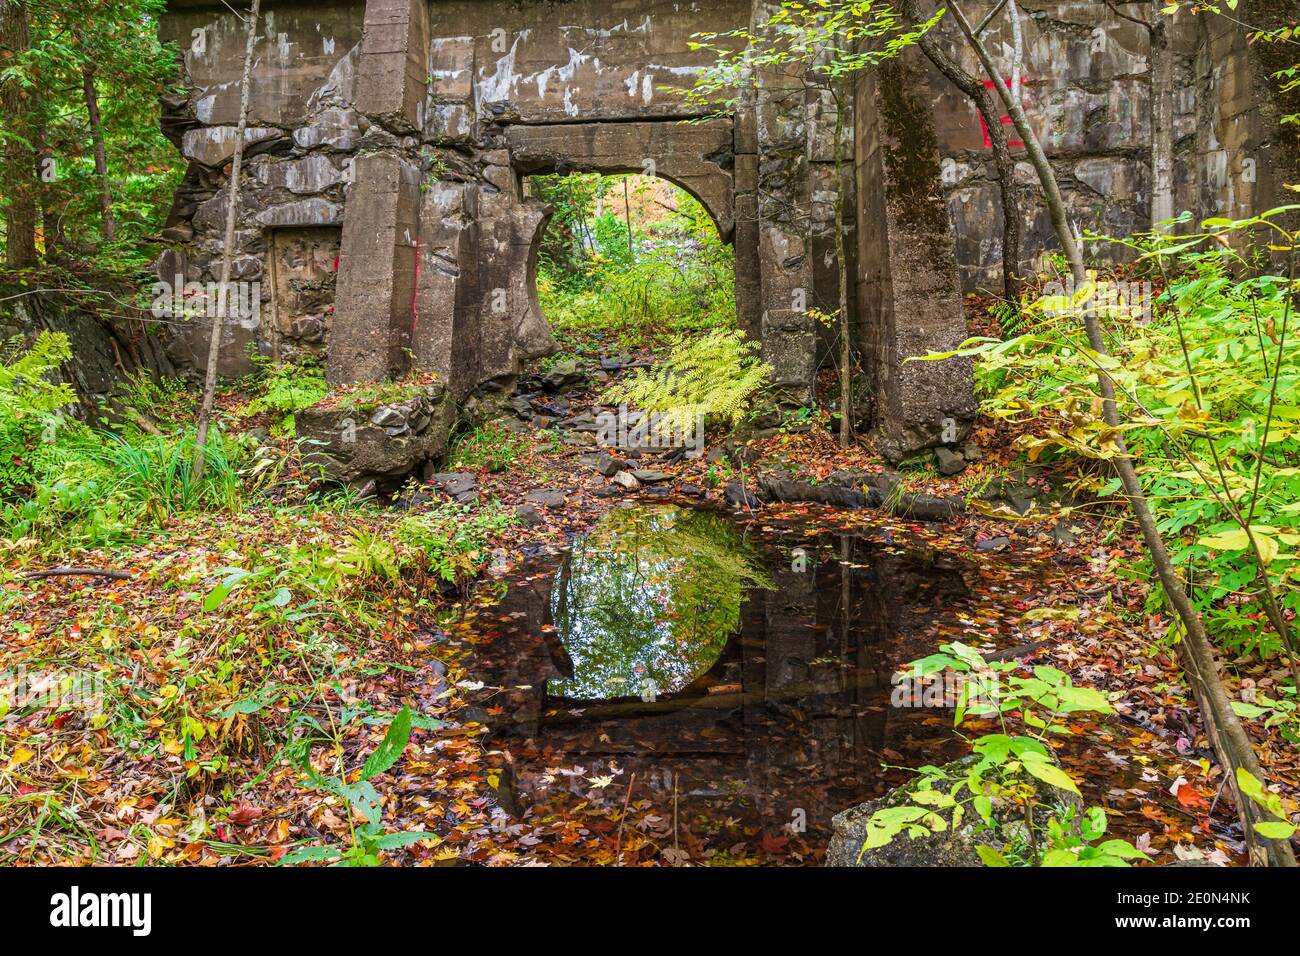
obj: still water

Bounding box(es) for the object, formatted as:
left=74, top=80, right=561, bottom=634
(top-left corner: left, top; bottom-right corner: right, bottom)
left=469, top=502, right=1026, bottom=864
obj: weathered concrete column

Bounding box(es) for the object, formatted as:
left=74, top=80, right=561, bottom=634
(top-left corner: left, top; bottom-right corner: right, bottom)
left=328, top=152, right=421, bottom=384
left=752, top=0, right=818, bottom=404
left=733, top=70, right=762, bottom=341
left=412, top=179, right=481, bottom=399
left=328, top=0, right=428, bottom=386
left=352, top=0, right=428, bottom=134
left=473, top=185, right=555, bottom=386
left=855, top=52, right=975, bottom=462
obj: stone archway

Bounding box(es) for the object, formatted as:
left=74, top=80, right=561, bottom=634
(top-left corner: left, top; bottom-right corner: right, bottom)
left=502, top=117, right=753, bottom=362
left=505, top=120, right=737, bottom=242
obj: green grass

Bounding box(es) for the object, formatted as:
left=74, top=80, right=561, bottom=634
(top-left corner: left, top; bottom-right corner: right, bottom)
left=449, top=421, right=531, bottom=474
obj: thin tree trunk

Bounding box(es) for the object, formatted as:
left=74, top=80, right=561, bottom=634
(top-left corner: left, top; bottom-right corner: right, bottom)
left=82, top=63, right=116, bottom=241
left=1, top=0, right=37, bottom=269
left=951, top=2, right=1296, bottom=868
left=904, top=0, right=1022, bottom=299
left=623, top=176, right=635, bottom=264
left=193, top=0, right=261, bottom=480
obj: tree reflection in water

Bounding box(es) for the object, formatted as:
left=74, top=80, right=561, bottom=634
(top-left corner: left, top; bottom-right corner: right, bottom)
left=547, top=505, right=772, bottom=700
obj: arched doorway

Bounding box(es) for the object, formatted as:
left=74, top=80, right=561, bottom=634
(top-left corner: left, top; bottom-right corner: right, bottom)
left=504, top=119, right=752, bottom=354
left=526, top=169, right=736, bottom=350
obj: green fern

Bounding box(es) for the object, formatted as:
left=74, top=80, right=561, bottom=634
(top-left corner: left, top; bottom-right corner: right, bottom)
left=238, top=359, right=329, bottom=434
left=601, top=329, right=771, bottom=435
left=0, top=332, right=81, bottom=498
left=0, top=331, right=76, bottom=415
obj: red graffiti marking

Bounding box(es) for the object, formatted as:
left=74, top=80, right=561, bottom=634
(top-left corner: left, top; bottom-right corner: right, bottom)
left=978, top=77, right=1027, bottom=150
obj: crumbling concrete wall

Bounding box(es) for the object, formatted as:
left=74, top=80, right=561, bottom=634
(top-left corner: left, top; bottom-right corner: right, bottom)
left=924, top=1, right=1299, bottom=293
left=156, top=0, right=1297, bottom=463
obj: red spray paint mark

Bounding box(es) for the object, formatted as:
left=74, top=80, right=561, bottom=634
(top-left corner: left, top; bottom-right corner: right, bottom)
left=979, top=77, right=1027, bottom=150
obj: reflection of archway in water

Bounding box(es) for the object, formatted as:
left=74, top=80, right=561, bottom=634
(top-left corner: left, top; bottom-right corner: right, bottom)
left=524, top=170, right=736, bottom=344
left=543, top=506, right=769, bottom=701
left=472, top=503, right=982, bottom=862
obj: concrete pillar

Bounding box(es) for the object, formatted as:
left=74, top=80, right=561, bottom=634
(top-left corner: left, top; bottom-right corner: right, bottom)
left=854, top=52, right=976, bottom=461
left=733, top=76, right=762, bottom=341
left=412, top=180, right=481, bottom=399
left=352, top=0, right=428, bottom=134
left=328, top=0, right=428, bottom=386
left=329, top=152, right=421, bottom=385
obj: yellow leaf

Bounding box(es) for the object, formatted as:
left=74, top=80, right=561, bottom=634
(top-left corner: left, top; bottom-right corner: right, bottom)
left=1198, top=528, right=1250, bottom=552
left=1254, top=532, right=1280, bottom=566
left=148, top=834, right=175, bottom=859
left=7, top=746, right=35, bottom=769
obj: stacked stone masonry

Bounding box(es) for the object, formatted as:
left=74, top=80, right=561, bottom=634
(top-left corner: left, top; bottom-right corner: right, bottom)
left=156, top=0, right=1298, bottom=460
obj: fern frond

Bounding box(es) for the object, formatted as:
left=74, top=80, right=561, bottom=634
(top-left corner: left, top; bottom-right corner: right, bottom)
left=601, top=329, right=771, bottom=434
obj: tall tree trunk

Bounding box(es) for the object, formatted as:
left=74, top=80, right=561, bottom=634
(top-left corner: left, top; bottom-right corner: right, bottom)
left=1, top=0, right=37, bottom=269
left=193, top=0, right=261, bottom=480
left=82, top=63, right=116, bottom=241
left=904, top=0, right=1022, bottom=300
left=950, top=1, right=1297, bottom=869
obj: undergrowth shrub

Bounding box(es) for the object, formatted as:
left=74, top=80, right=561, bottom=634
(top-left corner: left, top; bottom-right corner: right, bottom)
left=449, top=421, right=531, bottom=473
left=931, top=212, right=1300, bottom=664
left=237, top=358, right=329, bottom=435
left=396, top=504, right=516, bottom=582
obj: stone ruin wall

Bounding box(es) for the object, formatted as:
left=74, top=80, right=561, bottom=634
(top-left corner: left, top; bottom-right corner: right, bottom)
left=153, top=0, right=1295, bottom=460
left=924, top=1, right=1291, bottom=292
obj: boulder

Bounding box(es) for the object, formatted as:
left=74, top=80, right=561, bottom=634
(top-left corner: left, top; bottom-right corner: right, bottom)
left=540, top=358, right=583, bottom=391
left=298, top=384, right=453, bottom=486
left=934, top=447, right=967, bottom=476
left=514, top=504, right=544, bottom=527
left=591, top=453, right=623, bottom=478
left=631, top=469, right=671, bottom=484
left=525, top=489, right=567, bottom=508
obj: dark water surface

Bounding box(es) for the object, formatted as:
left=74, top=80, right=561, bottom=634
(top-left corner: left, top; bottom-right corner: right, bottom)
left=467, top=502, right=1036, bottom=864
